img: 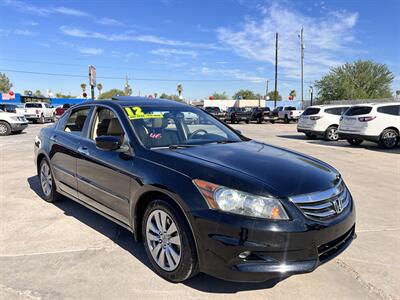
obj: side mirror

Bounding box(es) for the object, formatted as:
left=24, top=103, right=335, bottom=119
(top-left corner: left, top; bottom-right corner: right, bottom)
left=235, top=129, right=242, bottom=135
left=95, top=136, right=121, bottom=151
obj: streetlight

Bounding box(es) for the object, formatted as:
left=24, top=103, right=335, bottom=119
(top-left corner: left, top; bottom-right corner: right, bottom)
left=309, top=86, right=314, bottom=106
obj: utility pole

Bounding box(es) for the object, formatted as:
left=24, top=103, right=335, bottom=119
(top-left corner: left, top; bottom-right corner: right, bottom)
left=265, top=80, right=269, bottom=98
left=309, top=85, right=314, bottom=106
left=274, top=32, right=278, bottom=108
left=300, top=26, right=304, bottom=109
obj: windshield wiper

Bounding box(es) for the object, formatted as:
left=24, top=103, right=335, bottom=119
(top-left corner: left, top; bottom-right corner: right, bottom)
left=215, top=140, right=241, bottom=144
left=168, top=144, right=199, bottom=149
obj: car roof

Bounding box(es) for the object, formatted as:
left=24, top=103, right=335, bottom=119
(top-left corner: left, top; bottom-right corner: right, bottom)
left=307, top=104, right=351, bottom=109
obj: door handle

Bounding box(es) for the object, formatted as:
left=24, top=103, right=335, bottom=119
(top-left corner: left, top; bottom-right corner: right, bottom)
left=50, top=135, right=58, bottom=142
left=77, top=146, right=89, bottom=156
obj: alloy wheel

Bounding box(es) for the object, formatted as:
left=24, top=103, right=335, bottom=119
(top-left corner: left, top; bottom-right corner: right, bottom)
left=146, top=209, right=182, bottom=271
left=383, top=131, right=397, bottom=148
left=0, top=124, right=7, bottom=134
left=40, top=161, right=52, bottom=197
left=327, top=128, right=339, bottom=141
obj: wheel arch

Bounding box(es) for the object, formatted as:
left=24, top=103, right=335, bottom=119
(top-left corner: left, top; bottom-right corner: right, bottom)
left=382, top=126, right=399, bottom=135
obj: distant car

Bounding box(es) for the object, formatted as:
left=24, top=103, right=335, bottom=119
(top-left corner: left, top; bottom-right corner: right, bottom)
left=338, top=103, right=400, bottom=149
left=224, top=107, right=252, bottom=124
left=297, top=105, right=351, bottom=141
left=55, top=104, right=72, bottom=119
left=17, top=102, right=56, bottom=123
left=277, top=106, right=303, bottom=123
left=249, top=107, right=277, bottom=123
left=0, top=108, right=28, bottom=136
left=182, top=112, right=199, bottom=124
left=204, top=106, right=225, bottom=120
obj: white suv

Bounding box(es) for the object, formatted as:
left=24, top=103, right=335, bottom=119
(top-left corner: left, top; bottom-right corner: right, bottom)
left=338, top=103, right=400, bottom=149
left=297, top=105, right=351, bottom=141
left=0, top=108, right=28, bottom=136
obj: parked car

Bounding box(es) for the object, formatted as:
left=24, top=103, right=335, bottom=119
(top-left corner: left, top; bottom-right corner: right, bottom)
left=297, top=105, right=351, bottom=141
left=182, top=112, right=199, bottom=124
left=338, top=103, right=400, bottom=149
left=0, top=108, right=28, bottom=136
left=17, top=102, right=56, bottom=123
left=277, top=106, right=303, bottom=123
left=55, top=104, right=72, bottom=119
left=224, top=106, right=252, bottom=123
left=204, top=106, right=226, bottom=120
left=34, top=96, right=355, bottom=283
left=249, top=107, right=277, bottom=123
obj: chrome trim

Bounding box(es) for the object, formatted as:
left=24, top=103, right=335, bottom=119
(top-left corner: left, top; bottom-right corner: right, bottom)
left=289, top=181, right=350, bottom=219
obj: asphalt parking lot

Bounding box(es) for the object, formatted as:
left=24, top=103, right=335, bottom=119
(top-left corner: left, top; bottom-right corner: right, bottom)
left=1, top=123, right=399, bottom=300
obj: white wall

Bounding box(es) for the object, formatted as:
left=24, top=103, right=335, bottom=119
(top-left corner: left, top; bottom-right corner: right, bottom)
left=203, top=99, right=266, bottom=111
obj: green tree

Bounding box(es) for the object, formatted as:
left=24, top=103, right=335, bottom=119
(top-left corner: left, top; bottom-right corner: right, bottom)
left=96, top=83, right=103, bottom=96
left=266, top=91, right=282, bottom=101
left=55, top=93, right=76, bottom=98
left=97, top=89, right=125, bottom=100
left=315, top=60, right=394, bottom=102
left=396, top=90, right=400, bottom=96
left=159, top=93, right=182, bottom=102
left=80, top=83, right=87, bottom=92
left=289, top=89, right=296, bottom=99
left=34, top=90, right=43, bottom=97
left=212, top=92, right=228, bottom=99
left=0, top=72, right=13, bottom=93
left=233, top=89, right=262, bottom=100
left=23, top=90, right=32, bottom=96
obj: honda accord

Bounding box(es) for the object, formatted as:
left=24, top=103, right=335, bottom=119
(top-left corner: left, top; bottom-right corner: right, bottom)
left=34, top=97, right=356, bottom=283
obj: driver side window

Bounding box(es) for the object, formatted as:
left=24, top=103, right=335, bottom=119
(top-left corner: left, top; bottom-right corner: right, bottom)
left=91, top=108, right=126, bottom=142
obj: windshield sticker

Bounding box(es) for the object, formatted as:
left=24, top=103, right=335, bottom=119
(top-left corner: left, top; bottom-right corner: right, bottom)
left=125, top=106, right=164, bottom=120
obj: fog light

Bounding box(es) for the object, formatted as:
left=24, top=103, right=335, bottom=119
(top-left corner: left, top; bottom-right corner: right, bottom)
left=238, top=251, right=251, bottom=259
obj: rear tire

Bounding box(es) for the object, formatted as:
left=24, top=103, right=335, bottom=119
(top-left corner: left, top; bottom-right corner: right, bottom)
left=284, top=115, right=289, bottom=123
left=39, top=114, right=45, bottom=124
left=0, top=121, right=11, bottom=136
left=38, top=159, right=62, bottom=203
left=142, top=199, right=198, bottom=283
left=325, top=126, right=339, bottom=141
left=379, top=129, right=399, bottom=149
left=347, top=138, right=363, bottom=146
left=245, top=119, right=250, bottom=124
left=257, top=117, right=263, bottom=124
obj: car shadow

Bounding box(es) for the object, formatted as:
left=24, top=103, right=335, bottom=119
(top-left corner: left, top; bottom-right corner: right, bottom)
left=27, top=175, right=287, bottom=293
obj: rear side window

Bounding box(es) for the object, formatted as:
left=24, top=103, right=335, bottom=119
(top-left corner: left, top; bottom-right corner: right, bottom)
left=377, top=105, right=400, bottom=116
left=285, top=106, right=296, bottom=110
left=325, top=107, right=343, bottom=116
left=64, top=108, right=90, bottom=135
left=302, top=108, right=320, bottom=115
left=344, top=106, right=372, bottom=116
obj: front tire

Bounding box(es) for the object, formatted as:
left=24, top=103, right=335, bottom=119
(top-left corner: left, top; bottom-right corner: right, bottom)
left=284, top=115, right=289, bottom=123
left=142, top=200, right=198, bottom=282
left=0, top=121, right=11, bottom=136
left=347, top=138, right=363, bottom=146
left=325, top=126, right=339, bottom=141
left=39, top=159, right=62, bottom=202
left=39, top=114, right=45, bottom=124
left=379, top=129, right=399, bottom=149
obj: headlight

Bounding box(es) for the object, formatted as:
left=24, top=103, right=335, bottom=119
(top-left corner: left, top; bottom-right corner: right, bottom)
left=10, top=116, right=19, bottom=121
left=193, top=179, right=289, bottom=220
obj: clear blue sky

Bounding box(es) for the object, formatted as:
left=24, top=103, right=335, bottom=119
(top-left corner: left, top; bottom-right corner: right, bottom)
left=0, top=0, right=399, bottom=99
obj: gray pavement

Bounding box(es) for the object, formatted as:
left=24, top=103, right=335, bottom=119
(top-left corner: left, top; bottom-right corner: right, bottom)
left=0, top=123, right=399, bottom=300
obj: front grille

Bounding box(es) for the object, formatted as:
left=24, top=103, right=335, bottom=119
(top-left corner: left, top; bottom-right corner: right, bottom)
left=318, top=226, right=355, bottom=263
left=289, top=181, right=350, bottom=220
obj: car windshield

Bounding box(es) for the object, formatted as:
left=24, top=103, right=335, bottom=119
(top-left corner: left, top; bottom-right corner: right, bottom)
left=124, top=105, right=243, bottom=148
left=25, top=103, right=42, bottom=108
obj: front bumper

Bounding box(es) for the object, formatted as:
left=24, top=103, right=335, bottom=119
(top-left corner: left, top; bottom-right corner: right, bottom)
left=338, top=131, right=380, bottom=142
left=191, top=198, right=356, bottom=282
left=10, top=122, right=28, bottom=132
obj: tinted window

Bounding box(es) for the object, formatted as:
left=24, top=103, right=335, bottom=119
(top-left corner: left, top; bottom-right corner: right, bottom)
left=377, top=105, right=399, bottom=116
left=63, top=104, right=71, bottom=109
left=325, top=107, right=343, bottom=115
left=263, top=107, right=270, bottom=112
left=64, top=108, right=90, bottom=135
left=25, top=103, right=42, bottom=108
left=285, top=106, right=296, bottom=110
left=302, top=108, right=320, bottom=115
left=344, top=106, right=372, bottom=116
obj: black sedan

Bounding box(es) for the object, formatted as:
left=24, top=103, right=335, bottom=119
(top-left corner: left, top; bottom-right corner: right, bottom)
left=34, top=97, right=356, bottom=283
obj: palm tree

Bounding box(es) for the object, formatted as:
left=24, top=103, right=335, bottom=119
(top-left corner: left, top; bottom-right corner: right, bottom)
left=177, top=84, right=183, bottom=99
left=289, top=89, right=296, bottom=100
left=80, top=83, right=87, bottom=92
left=96, top=83, right=103, bottom=98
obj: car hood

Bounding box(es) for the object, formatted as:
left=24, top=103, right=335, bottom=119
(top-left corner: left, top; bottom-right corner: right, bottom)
left=170, top=140, right=340, bottom=197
